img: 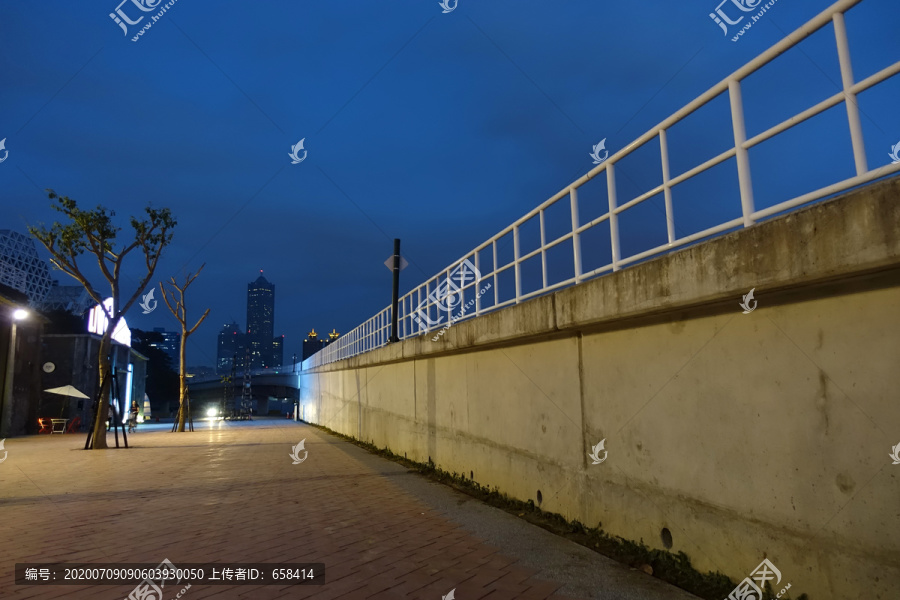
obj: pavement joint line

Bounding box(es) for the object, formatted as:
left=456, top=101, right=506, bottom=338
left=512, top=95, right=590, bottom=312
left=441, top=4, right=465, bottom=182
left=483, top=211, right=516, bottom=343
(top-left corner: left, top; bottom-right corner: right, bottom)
left=1, top=418, right=702, bottom=600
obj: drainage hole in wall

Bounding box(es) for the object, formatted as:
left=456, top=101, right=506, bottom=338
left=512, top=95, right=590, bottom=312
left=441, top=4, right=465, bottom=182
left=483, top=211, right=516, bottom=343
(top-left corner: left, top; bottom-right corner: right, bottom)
left=536, top=490, right=543, bottom=506
left=470, top=471, right=473, bottom=480
left=661, top=527, right=673, bottom=549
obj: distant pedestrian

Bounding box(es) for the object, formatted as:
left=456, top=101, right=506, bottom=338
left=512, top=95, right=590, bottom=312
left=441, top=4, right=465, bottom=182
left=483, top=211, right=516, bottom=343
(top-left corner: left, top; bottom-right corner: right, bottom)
left=128, top=400, right=139, bottom=433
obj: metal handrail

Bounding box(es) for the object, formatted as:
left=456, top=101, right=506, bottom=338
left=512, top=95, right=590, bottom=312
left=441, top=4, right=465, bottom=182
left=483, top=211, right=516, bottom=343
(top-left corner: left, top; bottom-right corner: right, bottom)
left=306, top=0, right=900, bottom=369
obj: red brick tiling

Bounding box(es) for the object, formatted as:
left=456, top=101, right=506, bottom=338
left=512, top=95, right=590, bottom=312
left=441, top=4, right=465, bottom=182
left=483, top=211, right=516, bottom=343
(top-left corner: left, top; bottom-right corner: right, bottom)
left=0, top=420, right=576, bottom=599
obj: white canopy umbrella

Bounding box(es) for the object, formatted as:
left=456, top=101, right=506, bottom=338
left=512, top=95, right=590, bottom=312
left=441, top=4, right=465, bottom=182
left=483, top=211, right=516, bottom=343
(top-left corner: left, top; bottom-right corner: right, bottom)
left=43, top=385, right=89, bottom=399
left=44, top=385, right=91, bottom=422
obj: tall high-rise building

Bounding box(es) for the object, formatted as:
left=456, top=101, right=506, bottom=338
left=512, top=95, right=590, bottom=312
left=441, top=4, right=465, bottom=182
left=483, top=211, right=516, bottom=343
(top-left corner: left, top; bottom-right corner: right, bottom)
left=151, top=327, right=180, bottom=365
left=246, top=272, right=275, bottom=369
left=216, top=321, right=244, bottom=375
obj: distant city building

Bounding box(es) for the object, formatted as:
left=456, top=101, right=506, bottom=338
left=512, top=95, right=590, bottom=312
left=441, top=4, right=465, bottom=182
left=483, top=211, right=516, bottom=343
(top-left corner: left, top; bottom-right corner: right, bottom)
left=302, top=329, right=325, bottom=361
left=150, top=327, right=180, bottom=365
left=38, top=280, right=94, bottom=316
left=272, top=334, right=284, bottom=368
left=0, top=229, right=53, bottom=304
left=302, top=328, right=340, bottom=361
left=246, top=272, right=275, bottom=369
left=216, top=321, right=245, bottom=375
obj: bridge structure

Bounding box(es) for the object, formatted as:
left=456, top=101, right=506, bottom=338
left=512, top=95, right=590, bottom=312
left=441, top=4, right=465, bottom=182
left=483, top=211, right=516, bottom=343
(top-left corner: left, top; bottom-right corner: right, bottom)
left=188, top=1, right=900, bottom=596
left=187, top=368, right=301, bottom=416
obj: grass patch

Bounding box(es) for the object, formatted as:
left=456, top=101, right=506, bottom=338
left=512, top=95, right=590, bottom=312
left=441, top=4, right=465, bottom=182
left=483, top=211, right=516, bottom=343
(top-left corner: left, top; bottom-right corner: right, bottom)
left=304, top=421, right=808, bottom=600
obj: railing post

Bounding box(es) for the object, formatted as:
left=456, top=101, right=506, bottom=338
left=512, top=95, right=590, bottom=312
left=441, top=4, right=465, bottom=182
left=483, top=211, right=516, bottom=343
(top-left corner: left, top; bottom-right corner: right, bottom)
left=492, top=240, right=499, bottom=307
left=833, top=11, right=867, bottom=177
left=729, top=79, right=756, bottom=227
left=570, top=188, right=583, bottom=283
left=424, top=282, right=432, bottom=332
left=413, top=288, right=420, bottom=335
left=659, top=129, right=676, bottom=245
left=475, top=251, right=482, bottom=316
left=444, top=269, right=451, bottom=327
left=539, top=210, right=548, bottom=289
left=607, top=164, right=621, bottom=271
left=404, top=299, right=409, bottom=339
left=513, top=225, right=522, bottom=302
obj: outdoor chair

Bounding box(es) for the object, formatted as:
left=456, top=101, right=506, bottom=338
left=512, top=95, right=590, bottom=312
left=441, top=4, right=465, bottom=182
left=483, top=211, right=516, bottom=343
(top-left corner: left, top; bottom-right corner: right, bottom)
left=66, top=416, right=82, bottom=433
left=37, top=418, right=52, bottom=434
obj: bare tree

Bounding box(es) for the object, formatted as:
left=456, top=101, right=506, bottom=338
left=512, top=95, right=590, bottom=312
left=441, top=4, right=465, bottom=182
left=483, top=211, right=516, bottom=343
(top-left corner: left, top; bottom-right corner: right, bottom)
left=160, top=265, right=211, bottom=432
left=29, top=191, right=175, bottom=449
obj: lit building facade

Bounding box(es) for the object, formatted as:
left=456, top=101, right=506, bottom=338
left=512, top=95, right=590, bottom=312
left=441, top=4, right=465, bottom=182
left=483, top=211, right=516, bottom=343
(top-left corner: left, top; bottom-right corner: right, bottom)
left=302, top=328, right=339, bottom=361
left=150, top=327, right=180, bottom=366
left=246, top=272, right=275, bottom=369
left=216, top=321, right=244, bottom=375
left=272, top=334, right=284, bottom=368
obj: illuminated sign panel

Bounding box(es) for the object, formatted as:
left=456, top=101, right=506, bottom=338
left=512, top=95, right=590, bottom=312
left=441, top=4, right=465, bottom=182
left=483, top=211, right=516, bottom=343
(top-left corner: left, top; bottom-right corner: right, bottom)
left=87, top=298, right=132, bottom=347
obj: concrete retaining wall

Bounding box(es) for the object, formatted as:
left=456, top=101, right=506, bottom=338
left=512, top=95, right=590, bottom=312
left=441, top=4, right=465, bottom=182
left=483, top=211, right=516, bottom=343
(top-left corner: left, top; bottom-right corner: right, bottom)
left=300, top=177, right=900, bottom=599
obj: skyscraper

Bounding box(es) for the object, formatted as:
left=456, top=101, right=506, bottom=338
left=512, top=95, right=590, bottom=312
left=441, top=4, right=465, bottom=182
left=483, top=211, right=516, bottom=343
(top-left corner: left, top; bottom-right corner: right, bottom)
left=216, top=321, right=244, bottom=375
left=151, top=327, right=180, bottom=365
left=246, top=271, right=275, bottom=369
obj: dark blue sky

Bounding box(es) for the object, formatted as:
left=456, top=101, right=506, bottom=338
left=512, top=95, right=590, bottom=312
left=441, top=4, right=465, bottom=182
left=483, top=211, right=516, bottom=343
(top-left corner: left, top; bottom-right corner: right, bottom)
left=1, top=0, right=898, bottom=367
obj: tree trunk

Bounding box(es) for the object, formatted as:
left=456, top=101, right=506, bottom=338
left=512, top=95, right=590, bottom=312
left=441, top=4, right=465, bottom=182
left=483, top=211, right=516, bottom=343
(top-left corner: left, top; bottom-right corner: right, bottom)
left=90, top=331, right=113, bottom=449
left=176, top=334, right=188, bottom=432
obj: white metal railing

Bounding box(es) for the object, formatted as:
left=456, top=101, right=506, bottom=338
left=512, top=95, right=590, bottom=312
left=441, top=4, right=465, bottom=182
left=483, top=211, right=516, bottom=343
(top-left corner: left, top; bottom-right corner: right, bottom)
left=305, top=0, right=900, bottom=369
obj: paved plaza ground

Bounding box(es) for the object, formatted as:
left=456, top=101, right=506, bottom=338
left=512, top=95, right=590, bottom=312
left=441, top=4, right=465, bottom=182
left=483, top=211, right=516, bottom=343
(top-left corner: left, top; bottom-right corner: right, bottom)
left=0, top=418, right=700, bottom=600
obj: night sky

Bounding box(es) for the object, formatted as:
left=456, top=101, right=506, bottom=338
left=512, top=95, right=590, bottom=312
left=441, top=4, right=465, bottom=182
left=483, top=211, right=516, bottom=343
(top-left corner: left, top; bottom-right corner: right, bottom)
left=1, top=0, right=898, bottom=368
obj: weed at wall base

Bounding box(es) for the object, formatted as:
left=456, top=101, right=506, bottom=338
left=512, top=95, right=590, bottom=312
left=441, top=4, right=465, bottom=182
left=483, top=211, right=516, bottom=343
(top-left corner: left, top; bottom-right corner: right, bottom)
left=303, top=421, right=808, bottom=600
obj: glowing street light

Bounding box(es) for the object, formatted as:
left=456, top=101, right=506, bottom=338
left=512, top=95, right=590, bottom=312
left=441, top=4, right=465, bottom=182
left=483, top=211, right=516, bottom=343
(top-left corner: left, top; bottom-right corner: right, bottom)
left=2, top=307, right=30, bottom=436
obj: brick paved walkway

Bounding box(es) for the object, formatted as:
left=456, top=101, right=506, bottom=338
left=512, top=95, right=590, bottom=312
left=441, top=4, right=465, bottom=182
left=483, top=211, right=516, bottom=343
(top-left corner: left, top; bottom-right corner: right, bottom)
left=0, top=419, right=699, bottom=600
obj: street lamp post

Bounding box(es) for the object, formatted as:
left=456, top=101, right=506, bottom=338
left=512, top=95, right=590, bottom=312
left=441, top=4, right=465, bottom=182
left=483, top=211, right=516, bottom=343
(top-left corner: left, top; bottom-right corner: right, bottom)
left=1, top=309, right=29, bottom=437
